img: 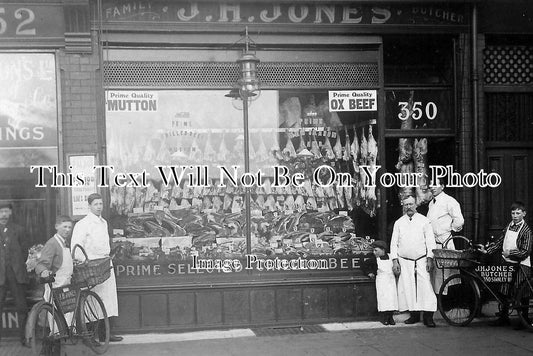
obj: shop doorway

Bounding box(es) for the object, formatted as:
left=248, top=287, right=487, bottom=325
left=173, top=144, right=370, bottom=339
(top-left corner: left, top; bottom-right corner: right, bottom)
left=486, top=148, right=533, bottom=237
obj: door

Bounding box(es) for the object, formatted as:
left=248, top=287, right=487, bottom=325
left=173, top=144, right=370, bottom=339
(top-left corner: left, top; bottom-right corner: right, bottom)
left=486, top=148, right=533, bottom=238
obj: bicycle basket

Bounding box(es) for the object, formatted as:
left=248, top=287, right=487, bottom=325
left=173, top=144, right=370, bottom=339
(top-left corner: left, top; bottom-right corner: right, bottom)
left=52, top=287, right=77, bottom=314
left=432, top=235, right=477, bottom=268
left=71, top=244, right=111, bottom=287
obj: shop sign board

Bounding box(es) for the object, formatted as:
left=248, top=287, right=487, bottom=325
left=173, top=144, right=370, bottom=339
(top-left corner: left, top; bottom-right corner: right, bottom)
left=0, top=4, right=64, bottom=40
left=328, top=90, right=377, bottom=112
left=114, top=254, right=369, bottom=279
left=69, top=155, right=98, bottom=217
left=0, top=53, right=58, bottom=168
left=102, top=1, right=468, bottom=27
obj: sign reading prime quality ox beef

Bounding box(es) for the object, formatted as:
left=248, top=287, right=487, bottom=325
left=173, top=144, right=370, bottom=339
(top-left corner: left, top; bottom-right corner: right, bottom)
left=475, top=265, right=515, bottom=283
left=328, top=90, right=377, bottom=112
left=102, top=1, right=468, bottom=27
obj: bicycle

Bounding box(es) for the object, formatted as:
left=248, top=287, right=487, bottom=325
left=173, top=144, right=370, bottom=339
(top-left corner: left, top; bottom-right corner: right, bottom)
left=434, top=236, right=533, bottom=330
left=25, top=275, right=110, bottom=355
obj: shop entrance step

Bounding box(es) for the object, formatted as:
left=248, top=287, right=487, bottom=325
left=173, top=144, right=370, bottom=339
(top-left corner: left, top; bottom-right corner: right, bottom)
left=252, top=325, right=326, bottom=337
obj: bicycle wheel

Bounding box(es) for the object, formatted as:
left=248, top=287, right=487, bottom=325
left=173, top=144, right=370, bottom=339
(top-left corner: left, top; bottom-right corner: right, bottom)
left=76, top=290, right=110, bottom=354
left=27, top=301, right=67, bottom=356
left=516, top=279, right=533, bottom=331
left=438, top=273, right=480, bottom=326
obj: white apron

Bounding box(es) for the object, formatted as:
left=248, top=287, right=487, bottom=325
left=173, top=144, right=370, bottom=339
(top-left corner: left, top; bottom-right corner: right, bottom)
left=72, top=214, right=118, bottom=317
left=397, top=256, right=437, bottom=312
left=503, top=223, right=531, bottom=267
left=375, top=256, right=398, bottom=311
left=43, top=235, right=74, bottom=325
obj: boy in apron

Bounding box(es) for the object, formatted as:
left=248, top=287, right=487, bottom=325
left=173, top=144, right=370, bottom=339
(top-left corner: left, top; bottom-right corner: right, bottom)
left=483, top=201, right=532, bottom=328
left=364, top=240, right=399, bottom=325
left=34, top=216, right=74, bottom=324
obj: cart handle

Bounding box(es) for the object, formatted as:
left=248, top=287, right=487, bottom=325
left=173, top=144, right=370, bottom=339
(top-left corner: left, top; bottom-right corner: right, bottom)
left=441, top=235, right=472, bottom=249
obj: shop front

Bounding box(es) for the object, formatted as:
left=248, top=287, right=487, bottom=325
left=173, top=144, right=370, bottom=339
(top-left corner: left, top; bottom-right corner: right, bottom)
left=92, top=1, right=473, bottom=332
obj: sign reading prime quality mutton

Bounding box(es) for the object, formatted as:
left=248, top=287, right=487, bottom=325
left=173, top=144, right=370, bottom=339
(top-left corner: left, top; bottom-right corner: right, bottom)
left=102, top=1, right=468, bottom=27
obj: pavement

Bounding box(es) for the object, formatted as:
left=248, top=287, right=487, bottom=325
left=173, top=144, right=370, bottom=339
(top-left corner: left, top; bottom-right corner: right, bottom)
left=2, top=310, right=533, bottom=356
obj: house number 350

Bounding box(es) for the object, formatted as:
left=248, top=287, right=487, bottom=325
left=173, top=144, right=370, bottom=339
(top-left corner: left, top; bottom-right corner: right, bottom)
left=397, top=101, right=438, bottom=121
left=0, top=8, right=36, bottom=35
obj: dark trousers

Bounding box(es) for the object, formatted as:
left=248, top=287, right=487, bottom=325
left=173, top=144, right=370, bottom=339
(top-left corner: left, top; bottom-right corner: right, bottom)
left=0, top=266, right=28, bottom=339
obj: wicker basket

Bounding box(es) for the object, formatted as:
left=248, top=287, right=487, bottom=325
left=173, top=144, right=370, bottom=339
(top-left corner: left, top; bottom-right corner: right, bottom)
left=71, top=244, right=111, bottom=287
left=52, top=287, right=77, bottom=314
left=432, top=235, right=477, bottom=269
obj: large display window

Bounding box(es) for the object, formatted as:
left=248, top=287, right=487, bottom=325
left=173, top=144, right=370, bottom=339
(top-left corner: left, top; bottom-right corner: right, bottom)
left=105, top=85, right=379, bottom=281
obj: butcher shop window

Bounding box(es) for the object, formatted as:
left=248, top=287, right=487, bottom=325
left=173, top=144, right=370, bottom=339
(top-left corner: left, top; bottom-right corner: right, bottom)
left=105, top=88, right=378, bottom=274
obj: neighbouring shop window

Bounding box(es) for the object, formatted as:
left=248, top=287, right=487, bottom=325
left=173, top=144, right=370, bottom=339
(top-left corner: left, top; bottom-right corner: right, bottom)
left=105, top=88, right=378, bottom=278
left=0, top=53, right=58, bottom=247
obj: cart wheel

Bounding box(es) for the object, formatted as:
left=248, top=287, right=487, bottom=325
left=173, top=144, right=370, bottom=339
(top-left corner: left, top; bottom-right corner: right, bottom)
left=438, top=273, right=480, bottom=326
left=516, top=279, right=533, bottom=332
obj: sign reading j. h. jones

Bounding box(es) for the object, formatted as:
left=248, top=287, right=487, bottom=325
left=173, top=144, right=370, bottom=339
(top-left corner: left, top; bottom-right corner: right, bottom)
left=103, top=1, right=467, bottom=26
left=475, top=265, right=515, bottom=283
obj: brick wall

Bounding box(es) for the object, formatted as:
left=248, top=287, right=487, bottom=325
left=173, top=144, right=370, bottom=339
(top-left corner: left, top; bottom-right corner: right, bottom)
left=58, top=31, right=100, bottom=156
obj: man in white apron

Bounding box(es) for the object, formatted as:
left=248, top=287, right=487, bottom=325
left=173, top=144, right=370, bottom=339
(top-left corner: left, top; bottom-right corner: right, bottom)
left=35, top=216, right=75, bottom=326
left=484, top=201, right=532, bottom=327
left=391, top=195, right=437, bottom=327
left=427, top=177, right=464, bottom=295
left=71, top=193, right=122, bottom=342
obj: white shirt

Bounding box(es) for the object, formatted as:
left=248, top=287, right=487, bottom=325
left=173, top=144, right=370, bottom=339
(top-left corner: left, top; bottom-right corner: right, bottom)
left=71, top=211, right=110, bottom=260
left=427, top=192, right=464, bottom=244
left=390, top=213, right=436, bottom=260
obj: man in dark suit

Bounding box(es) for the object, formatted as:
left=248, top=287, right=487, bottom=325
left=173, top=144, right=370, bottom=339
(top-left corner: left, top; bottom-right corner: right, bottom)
left=0, top=202, right=29, bottom=344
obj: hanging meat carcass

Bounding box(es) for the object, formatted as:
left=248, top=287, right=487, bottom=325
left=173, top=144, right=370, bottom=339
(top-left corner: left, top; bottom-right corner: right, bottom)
left=189, top=135, right=203, bottom=163
left=358, top=128, right=368, bottom=201
left=310, top=130, right=322, bottom=159
left=343, top=129, right=351, bottom=162
left=333, top=130, right=343, bottom=161
left=413, top=138, right=433, bottom=205
left=203, top=132, right=217, bottom=163
left=255, top=133, right=270, bottom=164
left=282, top=131, right=297, bottom=160
left=217, top=133, right=231, bottom=165
left=321, top=133, right=336, bottom=161
left=365, top=125, right=378, bottom=216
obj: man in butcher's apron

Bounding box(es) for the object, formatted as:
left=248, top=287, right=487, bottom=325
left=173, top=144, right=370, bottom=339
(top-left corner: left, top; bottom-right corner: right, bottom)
left=427, top=177, right=464, bottom=296
left=391, top=195, right=437, bottom=327
left=71, top=193, right=122, bottom=342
